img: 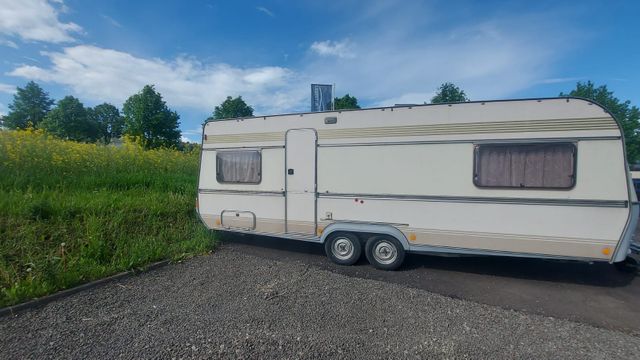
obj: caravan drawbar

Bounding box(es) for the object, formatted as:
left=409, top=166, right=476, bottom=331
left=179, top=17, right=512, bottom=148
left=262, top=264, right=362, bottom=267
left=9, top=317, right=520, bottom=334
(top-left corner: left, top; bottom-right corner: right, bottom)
left=196, top=97, right=639, bottom=270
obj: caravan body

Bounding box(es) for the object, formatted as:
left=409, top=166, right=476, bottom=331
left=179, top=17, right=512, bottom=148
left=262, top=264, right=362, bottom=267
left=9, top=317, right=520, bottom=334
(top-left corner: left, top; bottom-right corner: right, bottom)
left=197, top=97, right=638, bottom=270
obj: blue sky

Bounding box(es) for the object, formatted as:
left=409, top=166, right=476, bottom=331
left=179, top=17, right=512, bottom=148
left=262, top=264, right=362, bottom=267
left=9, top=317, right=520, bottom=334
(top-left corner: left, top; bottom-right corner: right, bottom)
left=0, top=0, right=638, bottom=141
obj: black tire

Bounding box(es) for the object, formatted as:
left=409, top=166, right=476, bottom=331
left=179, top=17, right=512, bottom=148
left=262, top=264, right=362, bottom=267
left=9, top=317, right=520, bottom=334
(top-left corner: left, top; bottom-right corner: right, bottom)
left=324, top=232, right=362, bottom=266
left=614, top=257, right=638, bottom=273
left=365, top=235, right=405, bottom=270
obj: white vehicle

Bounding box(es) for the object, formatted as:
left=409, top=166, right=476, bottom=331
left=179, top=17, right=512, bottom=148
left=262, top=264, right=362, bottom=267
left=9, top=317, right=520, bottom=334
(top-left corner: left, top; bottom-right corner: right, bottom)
left=197, top=97, right=639, bottom=270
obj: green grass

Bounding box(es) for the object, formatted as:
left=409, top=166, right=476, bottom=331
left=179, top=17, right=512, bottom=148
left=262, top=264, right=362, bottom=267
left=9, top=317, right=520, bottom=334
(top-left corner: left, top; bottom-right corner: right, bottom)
left=0, top=130, right=216, bottom=307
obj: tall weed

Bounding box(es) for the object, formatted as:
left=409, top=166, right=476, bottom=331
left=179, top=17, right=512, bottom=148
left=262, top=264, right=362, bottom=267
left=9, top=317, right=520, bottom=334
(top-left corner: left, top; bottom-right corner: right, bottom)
left=0, top=129, right=215, bottom=307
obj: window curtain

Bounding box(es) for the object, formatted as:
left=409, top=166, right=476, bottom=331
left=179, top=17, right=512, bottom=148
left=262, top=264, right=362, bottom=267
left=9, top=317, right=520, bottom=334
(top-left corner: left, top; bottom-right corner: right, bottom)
left=217, top=151, right=261, bottom=183
left=476, top=144, right=574, bottom=188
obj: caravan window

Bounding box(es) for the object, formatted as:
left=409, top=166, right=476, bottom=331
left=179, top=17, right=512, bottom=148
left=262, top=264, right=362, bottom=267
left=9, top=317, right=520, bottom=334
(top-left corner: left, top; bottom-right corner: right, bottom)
left=474, top=143, right=576, bottom=189
left=216, top=150, right=261, bottom=184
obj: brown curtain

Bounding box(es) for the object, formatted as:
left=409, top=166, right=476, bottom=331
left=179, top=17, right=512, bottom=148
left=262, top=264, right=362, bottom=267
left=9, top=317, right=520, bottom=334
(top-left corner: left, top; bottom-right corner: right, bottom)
left=476, top=143, right=574, bottom=188
left=216, top=151, right=261, bottom=183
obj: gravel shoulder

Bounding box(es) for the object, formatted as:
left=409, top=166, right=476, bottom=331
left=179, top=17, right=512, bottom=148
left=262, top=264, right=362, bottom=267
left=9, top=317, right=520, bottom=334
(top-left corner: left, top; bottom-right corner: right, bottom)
left=1, top=247, right=639, bottom=359
left=222, top=233, right=640, bottom=335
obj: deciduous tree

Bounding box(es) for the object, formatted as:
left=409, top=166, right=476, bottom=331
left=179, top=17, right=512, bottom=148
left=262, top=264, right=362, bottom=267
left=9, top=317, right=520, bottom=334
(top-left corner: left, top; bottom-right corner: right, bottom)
left=561, top=81, right=640, bottom=163
left=123, top=85, right=181, bottom=149
left=334, top=94, right=361, bottom=110
left=211, top=96, right=254, bottom=120
left=39, top=96, right=98, bottom=142
left=88, top=103, right=124, bottom=144
left=430, top=83, right=469, bottom=104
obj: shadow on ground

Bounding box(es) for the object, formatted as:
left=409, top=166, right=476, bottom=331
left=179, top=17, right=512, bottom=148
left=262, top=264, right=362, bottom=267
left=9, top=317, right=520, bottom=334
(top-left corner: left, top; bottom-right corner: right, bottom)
left=220, top=232, right=636, bottom=288
left=219, top=231, right=640, bottom=334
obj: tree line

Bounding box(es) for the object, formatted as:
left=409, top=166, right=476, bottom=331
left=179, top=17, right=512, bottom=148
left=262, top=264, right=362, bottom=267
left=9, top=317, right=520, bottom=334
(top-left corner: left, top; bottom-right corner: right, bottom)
left=1, top=80, right=638, bottom=161
left=0, top=83, right=261, bottom=150
left=0, top=82, right=181, bottom=150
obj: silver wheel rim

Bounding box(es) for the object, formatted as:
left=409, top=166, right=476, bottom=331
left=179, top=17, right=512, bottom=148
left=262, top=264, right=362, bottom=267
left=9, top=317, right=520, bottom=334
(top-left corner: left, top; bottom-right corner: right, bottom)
left=332, top=238, right=354, bottom=260
left=373, top=240, right=397, bottom=265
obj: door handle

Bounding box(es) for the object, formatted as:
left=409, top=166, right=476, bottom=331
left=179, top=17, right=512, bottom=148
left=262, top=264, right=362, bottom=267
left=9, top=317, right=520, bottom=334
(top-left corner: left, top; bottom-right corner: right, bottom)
left=288, top=168, right=294, bottom=175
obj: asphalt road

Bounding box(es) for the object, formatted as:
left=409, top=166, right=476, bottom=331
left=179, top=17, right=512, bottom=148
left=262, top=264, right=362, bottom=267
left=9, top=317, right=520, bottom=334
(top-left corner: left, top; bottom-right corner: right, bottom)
left=2, top=248, right=639, bottom=359
left=219, top=231, right=640, bottom=335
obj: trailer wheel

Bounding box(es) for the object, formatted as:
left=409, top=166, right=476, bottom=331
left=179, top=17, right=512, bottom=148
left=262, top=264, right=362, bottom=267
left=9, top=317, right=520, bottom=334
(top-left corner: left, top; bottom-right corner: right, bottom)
left=325, top=232, right=362, bottom=266
left=365, top=235, right=405, bottom=270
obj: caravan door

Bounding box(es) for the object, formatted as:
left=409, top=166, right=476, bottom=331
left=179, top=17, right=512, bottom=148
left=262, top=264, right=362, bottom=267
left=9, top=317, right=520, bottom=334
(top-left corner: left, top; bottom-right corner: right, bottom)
left=285, top=129, right=317, bottom=235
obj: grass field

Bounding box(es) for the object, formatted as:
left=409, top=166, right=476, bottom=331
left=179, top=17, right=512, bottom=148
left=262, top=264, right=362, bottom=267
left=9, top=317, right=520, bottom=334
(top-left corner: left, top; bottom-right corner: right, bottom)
left=0, top=129, right=216, bottom=307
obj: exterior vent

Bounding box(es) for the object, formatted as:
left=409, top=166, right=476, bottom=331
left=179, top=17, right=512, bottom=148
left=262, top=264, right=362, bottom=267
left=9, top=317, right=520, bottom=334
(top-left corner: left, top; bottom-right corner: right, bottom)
left=324, top=116, right=337, bottom=124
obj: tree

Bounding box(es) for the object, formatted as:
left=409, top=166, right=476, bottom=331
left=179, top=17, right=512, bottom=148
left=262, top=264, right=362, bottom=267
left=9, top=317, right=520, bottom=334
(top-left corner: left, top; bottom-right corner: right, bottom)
left=88, top=103, right=124, bottom=144
left=4, top=81, right=54, bottom=129
left=123, top=85, right=181, bottom=149
left=430, top=82, right=469, bottom=104
left=211, top=96, right=254, bottom=120
left=561, top=81, right=640, bottom=163
left=334, top=94, right=360, bottom=110
left=39, top=96, right=98, bottom=142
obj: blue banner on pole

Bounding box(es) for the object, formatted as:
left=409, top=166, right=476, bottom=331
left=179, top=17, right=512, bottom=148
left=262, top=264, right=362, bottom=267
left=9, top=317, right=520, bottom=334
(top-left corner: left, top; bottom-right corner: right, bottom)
left=311, top=84, right=333, bottom=112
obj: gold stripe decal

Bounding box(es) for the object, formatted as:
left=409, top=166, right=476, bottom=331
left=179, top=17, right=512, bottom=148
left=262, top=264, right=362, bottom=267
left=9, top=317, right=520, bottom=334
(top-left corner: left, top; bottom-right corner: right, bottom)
left=204, top=117, right=617, bottom=144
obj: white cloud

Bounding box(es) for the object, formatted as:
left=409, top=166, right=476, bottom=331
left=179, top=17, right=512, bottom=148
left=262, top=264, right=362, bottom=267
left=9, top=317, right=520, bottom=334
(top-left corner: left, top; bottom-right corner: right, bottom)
left=305, top=11, right=577, bottom=106
left=22, top=56, right=41, bottom=63
left=310, top=39, right=355, bottom=59
left=183, top=127, right=203, bottom=136
left=256, top=6, right=274, bottom=17
left=373, top=92, right=434, bottom=107
left=0, top=39, right=18, bottom=48
left=50, top=0, right=70, bottom=14
left=182, top=127, right=203, bottom=142
left=537, top=77, right=583, bottom=84
left=0, top=103, right=6, bottom=117
left=0, top=0, right=82, bottom=43
left=8, top=45, right=306, bottom=114
left=101, top=14, right=122, bottom=28
left=4, top=2, right=579, bottom=117
left=0, top=83, right=16, bottom=94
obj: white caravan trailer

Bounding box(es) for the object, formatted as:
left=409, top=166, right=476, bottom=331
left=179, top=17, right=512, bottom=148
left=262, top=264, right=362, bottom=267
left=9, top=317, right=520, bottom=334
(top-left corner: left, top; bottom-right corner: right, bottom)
left=197, top=97, right=639, bottom=270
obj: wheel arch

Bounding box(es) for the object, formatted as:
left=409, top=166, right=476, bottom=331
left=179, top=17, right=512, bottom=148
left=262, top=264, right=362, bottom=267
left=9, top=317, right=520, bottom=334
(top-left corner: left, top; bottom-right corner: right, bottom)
left=320, top=222, right=410, bottom=250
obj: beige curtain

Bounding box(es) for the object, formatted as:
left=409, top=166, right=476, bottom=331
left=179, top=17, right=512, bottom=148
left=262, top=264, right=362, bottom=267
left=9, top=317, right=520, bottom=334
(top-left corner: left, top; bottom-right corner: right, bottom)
left=216, top=151, right=261, bottom=183
left=476, top=144, right=574, bottom=188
